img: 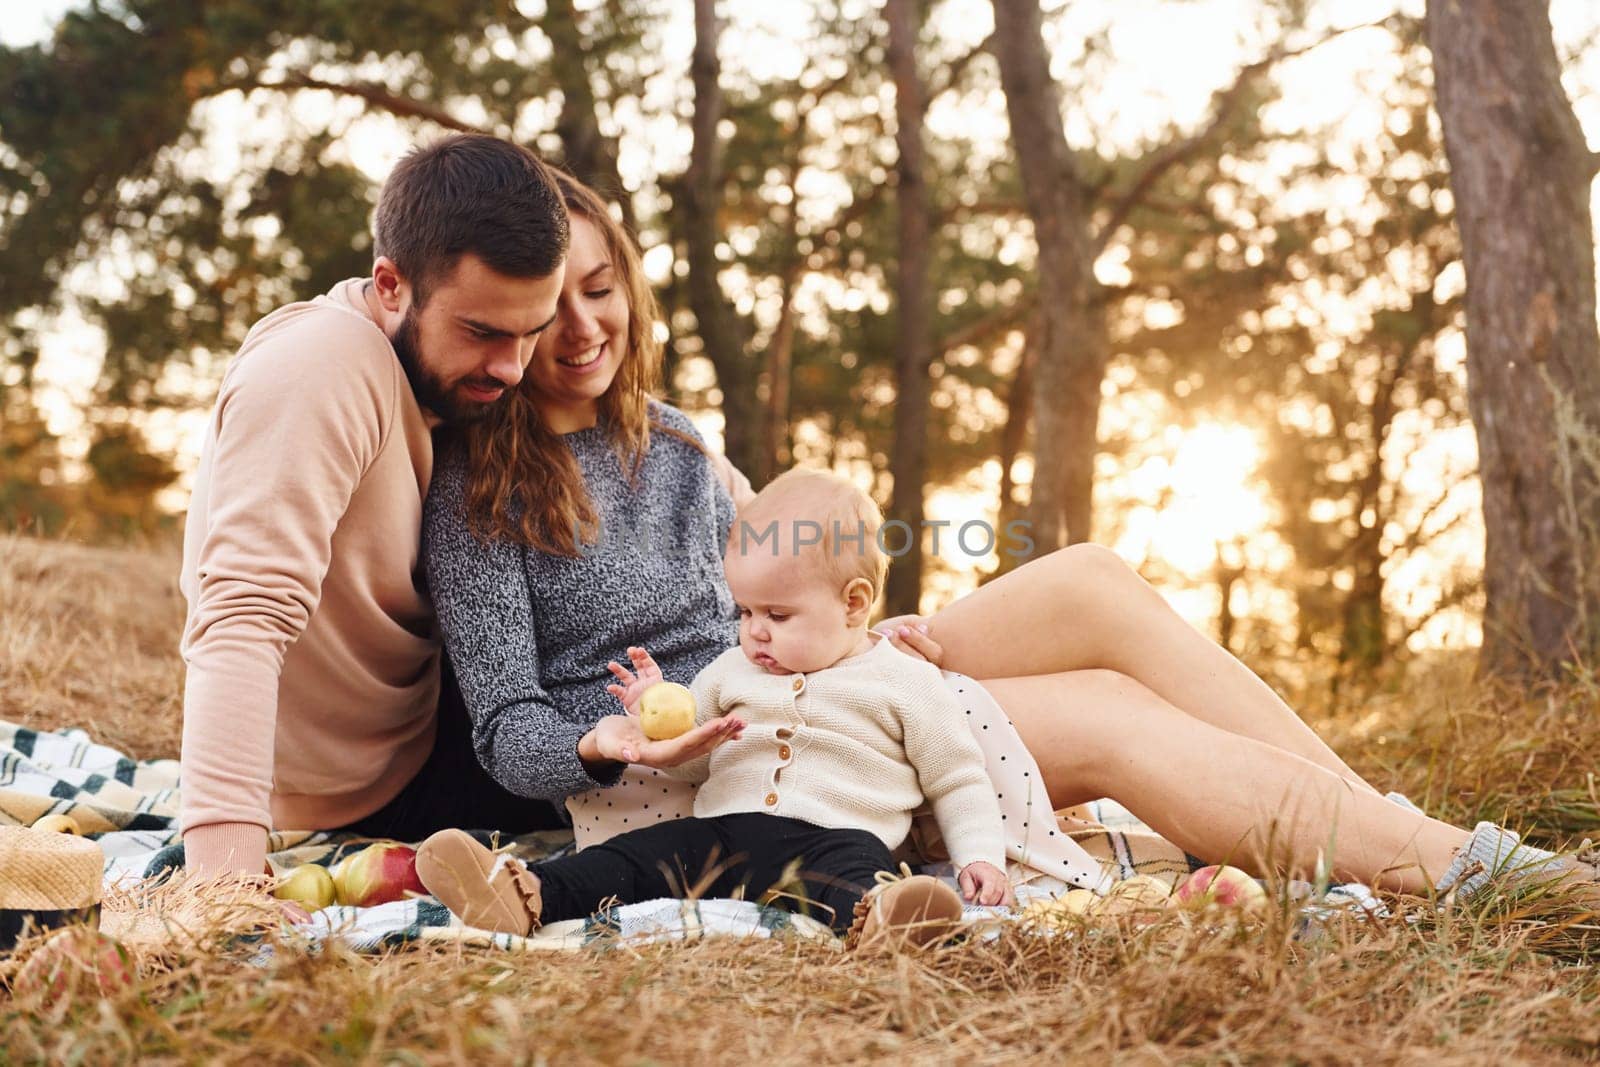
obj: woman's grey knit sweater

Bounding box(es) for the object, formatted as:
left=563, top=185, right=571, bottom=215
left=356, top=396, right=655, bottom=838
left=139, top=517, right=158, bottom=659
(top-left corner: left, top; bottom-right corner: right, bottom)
left=423, top=401, right=739, bottom=802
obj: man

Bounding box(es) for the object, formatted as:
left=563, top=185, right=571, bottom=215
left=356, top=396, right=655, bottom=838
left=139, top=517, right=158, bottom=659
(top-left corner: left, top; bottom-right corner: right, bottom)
left=179, top=134, right=569, bottom=877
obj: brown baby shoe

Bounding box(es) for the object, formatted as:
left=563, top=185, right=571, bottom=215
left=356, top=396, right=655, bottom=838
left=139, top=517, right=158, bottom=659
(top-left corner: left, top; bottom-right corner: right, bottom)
left=415, top=829, right=543, bottom=936
left=844, top=866, right=964, bottom=950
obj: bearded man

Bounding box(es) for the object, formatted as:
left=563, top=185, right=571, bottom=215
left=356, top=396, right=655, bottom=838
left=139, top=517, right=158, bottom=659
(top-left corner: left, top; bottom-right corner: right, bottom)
left=179, top=134, right=570, bottom=877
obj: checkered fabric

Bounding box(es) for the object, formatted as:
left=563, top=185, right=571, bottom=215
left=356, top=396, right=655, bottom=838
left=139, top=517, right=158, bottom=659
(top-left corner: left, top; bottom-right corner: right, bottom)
left=0, top=721, right=1383, bottom=952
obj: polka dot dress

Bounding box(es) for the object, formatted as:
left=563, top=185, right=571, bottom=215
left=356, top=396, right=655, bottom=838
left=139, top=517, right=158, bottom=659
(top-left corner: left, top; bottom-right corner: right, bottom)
left=904, top=668, right=1112, bottom=893
left=566, top=766, right=698, bottom=850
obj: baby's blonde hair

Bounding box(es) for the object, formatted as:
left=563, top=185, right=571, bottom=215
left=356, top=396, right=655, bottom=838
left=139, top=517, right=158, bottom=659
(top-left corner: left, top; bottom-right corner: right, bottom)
left=729, top=468, right=889, bottom=602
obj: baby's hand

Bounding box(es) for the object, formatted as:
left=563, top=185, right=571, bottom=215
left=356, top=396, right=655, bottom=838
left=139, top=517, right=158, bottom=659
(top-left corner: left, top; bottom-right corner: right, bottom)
left=958, top=861, right=1013, bottom=907
left=604, top=646, right=666, bottom=715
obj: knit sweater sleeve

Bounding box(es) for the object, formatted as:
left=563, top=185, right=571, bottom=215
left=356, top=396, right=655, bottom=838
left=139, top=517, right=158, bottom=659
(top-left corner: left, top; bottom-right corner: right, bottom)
left=424, top=452, right=625, bottom=802
left=894, top=659, right=1008, bottom=871
left=660, top=647, right=735, bottom=785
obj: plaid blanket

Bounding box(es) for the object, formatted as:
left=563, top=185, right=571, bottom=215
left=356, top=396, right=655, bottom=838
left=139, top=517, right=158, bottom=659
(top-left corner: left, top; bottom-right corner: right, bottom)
left=0, top=721, right=1384, bottom=952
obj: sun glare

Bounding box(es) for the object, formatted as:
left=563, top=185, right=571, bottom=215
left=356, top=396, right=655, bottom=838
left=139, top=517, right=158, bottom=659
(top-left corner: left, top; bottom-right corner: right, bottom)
left=1116, top=422, right=1272, bottom=576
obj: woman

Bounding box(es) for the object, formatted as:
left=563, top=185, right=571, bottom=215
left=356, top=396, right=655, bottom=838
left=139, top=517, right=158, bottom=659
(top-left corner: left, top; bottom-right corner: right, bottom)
left=424, top=172, right=1597, bottom=905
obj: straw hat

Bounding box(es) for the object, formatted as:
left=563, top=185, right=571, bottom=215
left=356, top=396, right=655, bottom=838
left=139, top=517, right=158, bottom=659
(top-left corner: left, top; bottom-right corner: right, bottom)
left=0, top=826, right=103, bottom=950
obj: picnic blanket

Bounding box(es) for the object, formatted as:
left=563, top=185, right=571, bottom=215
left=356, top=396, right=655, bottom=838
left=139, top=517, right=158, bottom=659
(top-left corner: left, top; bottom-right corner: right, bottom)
left=0, top=719, right=1384, bottom=952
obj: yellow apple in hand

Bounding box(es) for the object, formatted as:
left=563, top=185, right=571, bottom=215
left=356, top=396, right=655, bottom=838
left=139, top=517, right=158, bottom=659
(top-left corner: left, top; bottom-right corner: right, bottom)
left=638, top=682, right=696, bottom=740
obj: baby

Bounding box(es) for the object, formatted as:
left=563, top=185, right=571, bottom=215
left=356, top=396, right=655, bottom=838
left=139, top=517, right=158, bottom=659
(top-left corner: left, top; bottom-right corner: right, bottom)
left=418, top=469, right=1011, bottom=944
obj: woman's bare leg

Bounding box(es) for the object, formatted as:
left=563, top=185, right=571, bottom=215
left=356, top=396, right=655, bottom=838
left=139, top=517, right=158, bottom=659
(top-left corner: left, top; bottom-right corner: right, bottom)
left=926, top=543, right=1381, bottom=795
left=979, top=670, right=1466, bottom=892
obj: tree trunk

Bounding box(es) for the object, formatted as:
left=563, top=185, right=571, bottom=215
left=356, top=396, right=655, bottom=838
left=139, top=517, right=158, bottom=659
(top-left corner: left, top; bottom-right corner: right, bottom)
left=1426, top=0, right=1600, bottom=678
left=986, top=317, right=1036, bottom=584
left=1339, top=548, right=1386, bottom=670
left=543, top=0, right=636, bottom=233
left=1216, top=553, right=1243, bottom=654
left=759, top=157, right=804, bottom=488
left=764, top=258, right=798, bottom=487
left=1340, top=340, right=1408, bottom=671
left=685, top=0, right=761, bottom=477
left=989, top=0, right=1108, bottom=553
left=883, top=0, right=934, bottom=615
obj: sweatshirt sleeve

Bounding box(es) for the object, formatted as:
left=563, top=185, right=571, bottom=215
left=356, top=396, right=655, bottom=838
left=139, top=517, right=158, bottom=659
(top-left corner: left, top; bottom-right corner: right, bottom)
left=896, top=661, right=1008, bottom=871
left=179, top=314, right=396, bottom=875
left=424, top=452, right=625, bottom=802
left=661, top=648, right=732, bottom=785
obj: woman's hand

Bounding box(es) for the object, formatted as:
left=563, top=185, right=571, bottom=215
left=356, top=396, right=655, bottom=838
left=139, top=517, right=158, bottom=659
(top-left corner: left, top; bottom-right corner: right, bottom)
left=873, top=615, right=945, bottom=668
left=958, top=861, right=1013, bottom=906
left=584, top=712, right=746, bottom=769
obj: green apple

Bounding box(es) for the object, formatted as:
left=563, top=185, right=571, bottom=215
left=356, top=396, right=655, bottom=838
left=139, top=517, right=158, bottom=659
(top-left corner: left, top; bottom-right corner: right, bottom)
left=273, top=863, right=337, bottom=911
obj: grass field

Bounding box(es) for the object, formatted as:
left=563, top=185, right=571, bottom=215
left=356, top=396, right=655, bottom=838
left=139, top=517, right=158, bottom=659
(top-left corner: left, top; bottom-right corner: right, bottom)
left=3, top=532, right=1599, bottom=1064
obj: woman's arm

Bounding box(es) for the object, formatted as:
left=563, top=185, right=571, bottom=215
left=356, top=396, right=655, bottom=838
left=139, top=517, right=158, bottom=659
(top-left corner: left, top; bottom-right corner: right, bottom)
left=425, top=453, right=627, bottom=802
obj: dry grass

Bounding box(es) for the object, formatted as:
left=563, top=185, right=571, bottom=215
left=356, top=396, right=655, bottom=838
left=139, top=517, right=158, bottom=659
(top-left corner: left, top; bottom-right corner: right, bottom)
left=5, top=910, right=1599, bottom=1064
left=0, top=533, right=185, bottom=760
left=3, top=533, right=1600, bottom=1064
left=1310, top=656, right=1600, bottom=850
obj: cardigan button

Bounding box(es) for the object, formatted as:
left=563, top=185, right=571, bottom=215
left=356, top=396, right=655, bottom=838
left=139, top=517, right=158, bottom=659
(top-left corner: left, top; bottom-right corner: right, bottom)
left=778, top=744, right=792, bottom=761
left=764, top=792, right=778, bottom=806
left=791, top=676, right=804, bottom=692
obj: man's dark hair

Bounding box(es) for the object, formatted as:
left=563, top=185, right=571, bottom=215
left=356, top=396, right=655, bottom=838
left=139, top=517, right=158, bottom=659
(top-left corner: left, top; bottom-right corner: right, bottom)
left=373, top=134, right=570, bottom=305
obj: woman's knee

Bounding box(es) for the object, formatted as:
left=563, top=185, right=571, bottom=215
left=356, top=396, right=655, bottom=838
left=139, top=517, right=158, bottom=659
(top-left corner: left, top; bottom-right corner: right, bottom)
left=1051, top=542, right=1134, bottom=581
left=1031, top=542, right=1153, bottom=609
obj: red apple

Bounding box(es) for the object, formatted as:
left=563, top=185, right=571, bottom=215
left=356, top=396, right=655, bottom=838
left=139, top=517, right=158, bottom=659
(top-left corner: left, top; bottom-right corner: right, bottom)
left=1171, top=864, right=1268, bottom=910
left=13, top=927, right=134, bottom=1005
left=332, top=842, right=426, bottom=907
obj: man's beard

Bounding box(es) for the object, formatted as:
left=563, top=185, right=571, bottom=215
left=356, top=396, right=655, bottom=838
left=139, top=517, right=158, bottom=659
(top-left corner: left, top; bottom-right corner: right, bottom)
left=390, top=307, right=509, bottom=425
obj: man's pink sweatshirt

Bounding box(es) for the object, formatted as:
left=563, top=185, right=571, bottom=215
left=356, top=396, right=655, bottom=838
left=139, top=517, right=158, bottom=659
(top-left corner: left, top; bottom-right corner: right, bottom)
left=178, top=279, right=439, bottom=876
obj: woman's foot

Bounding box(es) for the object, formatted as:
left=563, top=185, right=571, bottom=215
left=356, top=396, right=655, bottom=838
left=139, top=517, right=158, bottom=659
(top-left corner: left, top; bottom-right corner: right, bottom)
left=415, top=829, right=543, bottom=936
left=845, top=871, right=964, bottom=950
left=1436, top=822, right=1600, bottom=906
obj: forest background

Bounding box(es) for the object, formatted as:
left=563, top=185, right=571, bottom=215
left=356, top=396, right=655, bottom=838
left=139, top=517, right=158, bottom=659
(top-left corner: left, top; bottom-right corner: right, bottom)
left=5, top=0, right=1600, bottom=685
left=8, top=4, right=1600, bottom=1058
